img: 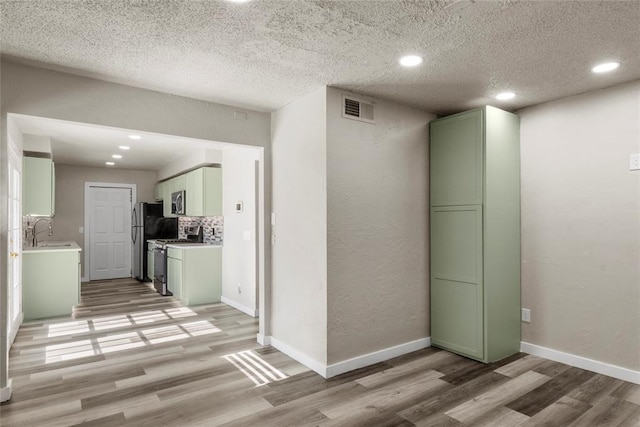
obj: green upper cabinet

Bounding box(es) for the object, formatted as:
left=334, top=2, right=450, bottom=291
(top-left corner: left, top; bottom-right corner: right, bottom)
left=157, top=167, right=222, bottom=217
left=429, top=106, right=521, bottom=364
left=162, top=178, right=173, bottom=217
left=185, top=167, right=222, bottom=217
left=23, top=156, right=55, bottom=217
left=430, top=109, right=483, bottom=206
left=154, top=181, right=164, bottom=202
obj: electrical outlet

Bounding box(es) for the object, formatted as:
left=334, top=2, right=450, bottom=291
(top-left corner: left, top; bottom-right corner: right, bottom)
left=237, top=283, right=242, bottom=294
left=630, top=153, right=640, bottom=171
left=521, top=308, right=531, bottom=323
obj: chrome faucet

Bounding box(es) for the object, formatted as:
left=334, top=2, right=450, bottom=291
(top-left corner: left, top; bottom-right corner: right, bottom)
left=30, top=217, right=53, bottom=247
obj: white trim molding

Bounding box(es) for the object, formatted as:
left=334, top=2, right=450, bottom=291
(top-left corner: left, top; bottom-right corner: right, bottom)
left=257, top=334, right=271, bottom=346
left=521, top=342, right=640, bottom=385
left=221, top=296, right=258, bottom=318
left=326, top=337, right=432, bottom=378
left=269, top=336, right=328, bottom=377
left=269, top=336, right=432, bottom=379
left=1, top=379, right=12, bottom=403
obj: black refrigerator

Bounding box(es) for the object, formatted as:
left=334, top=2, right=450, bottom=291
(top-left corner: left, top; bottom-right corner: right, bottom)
left=131, top=202, right=178, bottom=281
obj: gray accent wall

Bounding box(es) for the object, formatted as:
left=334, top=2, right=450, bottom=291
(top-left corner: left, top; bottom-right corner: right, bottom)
left=50, top=164, right=157, bottom=278
left=520, top=80, right=640, bottom=371
left=326, top=87, right=435, bottom=365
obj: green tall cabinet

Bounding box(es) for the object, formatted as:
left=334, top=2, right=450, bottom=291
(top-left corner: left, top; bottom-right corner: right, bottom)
left=429, top=106, right=520, bottom=363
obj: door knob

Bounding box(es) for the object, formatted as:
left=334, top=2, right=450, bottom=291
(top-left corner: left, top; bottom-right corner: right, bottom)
left=10, top=252, right=19, bottom=258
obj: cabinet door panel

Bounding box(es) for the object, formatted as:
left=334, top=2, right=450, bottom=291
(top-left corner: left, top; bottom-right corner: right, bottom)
left=185, top=169, right=204, bottom=216
left=167, top=256, right=183, bottom=300
left=23, top=157, right=54, bottom=216
left=147, top=250, right=154, bottom=281
left=431, top=278, right=483, bottom=359
left=430, top=205, right=484, bottom=360
left=203, top=167, right=222, bottom=216
left=430, top=109, right=483, bottom=206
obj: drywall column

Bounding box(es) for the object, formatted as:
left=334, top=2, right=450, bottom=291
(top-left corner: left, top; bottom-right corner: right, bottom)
left=222, top=146, right=260, bottom=316
left=520, top=80, right=640, bottom=371
left=270, top=87, right=328, bottom=371
left=325, top=88, right=435, bottom=367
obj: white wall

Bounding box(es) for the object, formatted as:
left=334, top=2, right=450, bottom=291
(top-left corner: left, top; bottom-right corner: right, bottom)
left=520, top=80, right=640, bottom=371
left=270, top=87, right=328, bottom=367
left=0, top=60, right=272, bottom=396
left=222, top=146, right=259, bottom=316
left=326, top=88, right=435, bottom=364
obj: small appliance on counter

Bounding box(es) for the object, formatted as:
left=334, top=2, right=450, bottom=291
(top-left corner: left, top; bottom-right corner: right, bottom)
left=153, top=226, right=203, bottom=296
left=131, top=202, right=178, bottom=281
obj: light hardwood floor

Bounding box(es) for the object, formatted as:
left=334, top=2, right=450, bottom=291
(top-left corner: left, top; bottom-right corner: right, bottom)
left=1, top=278, right=639, bottom=426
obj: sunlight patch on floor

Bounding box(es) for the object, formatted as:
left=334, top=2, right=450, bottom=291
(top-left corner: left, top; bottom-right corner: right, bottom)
left=93, top=315, right=132, bottom=331
left=44, top=319, right=222, bottom=363
left=223, top=350, right=288, bottom=387
left=47, top=320, right=90, bottom=337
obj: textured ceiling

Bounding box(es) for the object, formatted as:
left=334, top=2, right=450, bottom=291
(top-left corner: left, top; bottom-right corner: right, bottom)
left=1, top=0, right=640, bottom=116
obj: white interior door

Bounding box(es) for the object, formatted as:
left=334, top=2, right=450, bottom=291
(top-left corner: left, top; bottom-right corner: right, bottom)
left=7, top=140, right=22, bottom=345
left=89, top=187, right=132, bottom=280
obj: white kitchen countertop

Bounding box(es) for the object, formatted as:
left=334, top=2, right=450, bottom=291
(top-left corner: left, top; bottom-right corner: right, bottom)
left=166, top=243, right=222, bottom=249
left=24, top=241, right=82, bottom=253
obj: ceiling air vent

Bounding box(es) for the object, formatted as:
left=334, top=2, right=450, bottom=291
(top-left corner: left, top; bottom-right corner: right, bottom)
left=342, top=95, right=375, bottom=124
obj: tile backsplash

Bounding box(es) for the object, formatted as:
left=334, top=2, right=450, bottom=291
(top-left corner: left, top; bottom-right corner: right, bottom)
left=178, top=216, right=223, bottom=244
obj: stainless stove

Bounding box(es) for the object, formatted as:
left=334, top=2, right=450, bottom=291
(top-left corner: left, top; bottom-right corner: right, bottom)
left=153, top=226, right=203, bottom=296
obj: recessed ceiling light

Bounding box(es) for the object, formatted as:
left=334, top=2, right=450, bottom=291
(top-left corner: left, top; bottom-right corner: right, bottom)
left=591, top=62, right=620, bottom=73
left=119, top=145, right=130, bottom=150
left=399, top=55, right=423, bottom=67
left=496, top=92, right=516, bottom=100
left=105, top=162, right=115, bottom=166
left=129, top=135, right=142, bottom=140
left=226, top=0, right=251, bottom=3
left=112, top=154, right=123, bottom=159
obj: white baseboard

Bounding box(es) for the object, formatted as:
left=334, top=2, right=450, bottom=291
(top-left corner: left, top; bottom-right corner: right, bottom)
left=521, top=342, right=640, bottom=385
left=269, top=336, right=328, bottom=377
left=221, top=296, right=258, bottom=318
left=326, top=337, right=432, bottom=378
left=269, top=336, right=432, bottom=379
left=257, top=334, right=271, bottom=346
left=1, top=379, right=12, bottom=403
left=81, top=276, right=88, bottom=283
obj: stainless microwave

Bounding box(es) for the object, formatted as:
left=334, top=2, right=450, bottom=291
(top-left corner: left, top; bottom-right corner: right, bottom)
left=171, top=190, right=185, bottom=215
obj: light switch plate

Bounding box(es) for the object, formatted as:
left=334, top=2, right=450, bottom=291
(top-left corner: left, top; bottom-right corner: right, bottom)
left=630, top=153, right=640, bottom=171
left=243, top=231, right=251, bottom=241
left=521, top=308, right=531, bottom=323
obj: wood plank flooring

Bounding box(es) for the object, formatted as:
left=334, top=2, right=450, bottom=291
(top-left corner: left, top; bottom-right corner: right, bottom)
left=1, top=278, right=639, bottom=426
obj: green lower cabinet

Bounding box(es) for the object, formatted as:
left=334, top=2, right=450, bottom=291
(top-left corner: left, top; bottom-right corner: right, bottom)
left=147, top=248, right=155, bottom=282
left=166, top=246, right=221, bottom=305
left=429, top=106, right=520, bottom=363
left=23, top=250, right=80, bottom=320
left=431, top=205, right=484, bottom=360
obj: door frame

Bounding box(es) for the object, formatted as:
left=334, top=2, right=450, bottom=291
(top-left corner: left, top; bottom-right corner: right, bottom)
left=83, top=182, right=136, bottom=282
left=7, top=138, right=23, bottom=347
